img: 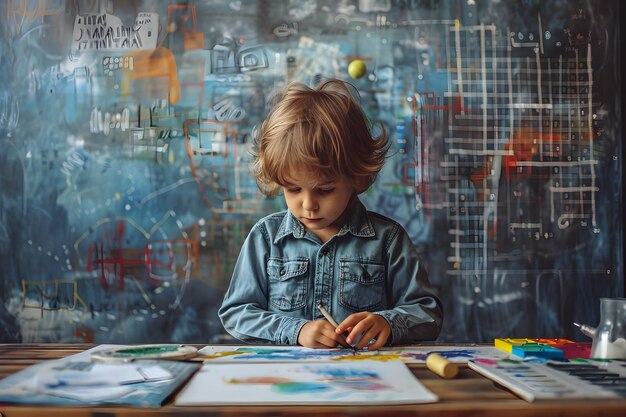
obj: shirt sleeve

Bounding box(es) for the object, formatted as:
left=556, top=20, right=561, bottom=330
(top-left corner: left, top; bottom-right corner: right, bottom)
left=375, top=224, right=443, bottom=344
left=218, top=222, right=308, bottom=345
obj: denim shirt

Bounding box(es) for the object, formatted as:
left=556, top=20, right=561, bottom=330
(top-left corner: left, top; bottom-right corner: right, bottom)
left=218, top=198, right=443, bottom=345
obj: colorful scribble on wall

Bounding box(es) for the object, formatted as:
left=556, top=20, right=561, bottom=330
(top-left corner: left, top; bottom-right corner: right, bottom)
left=0, top=0, right=622, bottom=343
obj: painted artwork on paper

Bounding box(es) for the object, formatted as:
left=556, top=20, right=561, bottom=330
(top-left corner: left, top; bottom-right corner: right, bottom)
left=198, top=344, right=508, bottom=363
left=174, top=361, right=438, bottom=405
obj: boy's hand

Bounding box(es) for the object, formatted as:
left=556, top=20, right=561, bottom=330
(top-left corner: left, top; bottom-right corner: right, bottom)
left=337, top=312, right=391, bottom=350
left=297, top=319, right=350, bottom=349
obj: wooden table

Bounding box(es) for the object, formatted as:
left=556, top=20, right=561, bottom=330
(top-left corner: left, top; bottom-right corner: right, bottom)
left=1, top=344, right=626, bottom=416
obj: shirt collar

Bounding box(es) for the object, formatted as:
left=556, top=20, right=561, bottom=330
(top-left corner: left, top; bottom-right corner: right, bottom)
left=341, top=197, right=375, bottom=237
left=274, top=197, right=375, bottom=244
left=275, top=210, right=307, bottom=242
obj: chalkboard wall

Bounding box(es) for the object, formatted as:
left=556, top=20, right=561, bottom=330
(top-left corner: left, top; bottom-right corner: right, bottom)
left=0, top=0, right=622, bottom=343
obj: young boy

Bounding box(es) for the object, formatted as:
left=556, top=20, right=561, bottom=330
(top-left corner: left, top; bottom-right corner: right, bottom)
left=218, top=79, right=442, bottom=350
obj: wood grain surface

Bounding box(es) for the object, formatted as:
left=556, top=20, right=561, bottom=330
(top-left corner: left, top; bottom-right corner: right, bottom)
left=1, top=344, right=625, bottom=417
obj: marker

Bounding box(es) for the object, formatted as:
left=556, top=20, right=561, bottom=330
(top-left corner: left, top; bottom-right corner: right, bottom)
left=426, top=353, right=459, bottom=379
left=317, top=304, right=355, bottom=351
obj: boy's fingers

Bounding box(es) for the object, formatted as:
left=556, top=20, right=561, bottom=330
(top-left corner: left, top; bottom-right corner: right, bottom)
left=337, top=312, right=367, bottom=330
left=321, top=326, right=350, bottom=348
left=319, top=334, right=339, bottom=348
left=366, top=325, right=391, bottom=350
left=354, top=327, right=377, bottom=349
left=345, top=318, right=371, bottom=343
left=337, top=337, right=351, bottom=349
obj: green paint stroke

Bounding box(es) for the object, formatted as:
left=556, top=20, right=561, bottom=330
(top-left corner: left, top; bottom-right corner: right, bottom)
left=110, top=345, right=180, bottom=357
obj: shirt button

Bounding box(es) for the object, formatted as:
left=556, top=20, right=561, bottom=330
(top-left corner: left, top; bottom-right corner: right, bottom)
left=321, top=248, right=329, bottom=255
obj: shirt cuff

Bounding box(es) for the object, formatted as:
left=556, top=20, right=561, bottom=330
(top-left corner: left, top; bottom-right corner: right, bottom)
left=276, top=318, right=308, bottom=345
left=375, top=311, right=407, bottom=345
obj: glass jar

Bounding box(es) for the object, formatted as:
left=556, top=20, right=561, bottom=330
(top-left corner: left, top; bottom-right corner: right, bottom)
left=590, top=298, right=626, bottom=359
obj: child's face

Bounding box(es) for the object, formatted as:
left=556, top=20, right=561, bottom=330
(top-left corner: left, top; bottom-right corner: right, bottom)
left=282, top=170, right=356, bottom=243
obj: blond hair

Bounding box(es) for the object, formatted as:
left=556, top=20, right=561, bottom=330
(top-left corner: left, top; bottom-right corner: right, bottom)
left=253, top=79, right=389, bottom=197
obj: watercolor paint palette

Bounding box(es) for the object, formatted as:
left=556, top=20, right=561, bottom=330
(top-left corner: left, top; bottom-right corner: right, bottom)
left=494, top=338, right=592, bottom=359
left=468, top=358, right=626, bottom=402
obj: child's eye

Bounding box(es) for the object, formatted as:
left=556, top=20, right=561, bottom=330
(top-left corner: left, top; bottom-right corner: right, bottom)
left=286, top=187, right=300, bottom=193
left=317, top=188, right=335, bottom=195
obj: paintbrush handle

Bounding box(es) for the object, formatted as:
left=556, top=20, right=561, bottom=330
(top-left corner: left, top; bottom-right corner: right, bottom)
left=318, top=304, right=340, bottom=327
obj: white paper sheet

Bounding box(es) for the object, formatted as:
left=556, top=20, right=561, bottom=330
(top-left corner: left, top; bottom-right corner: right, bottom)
left=174, top=360, right=438, bottom=405
left=30, top=359, right=173, bottom=402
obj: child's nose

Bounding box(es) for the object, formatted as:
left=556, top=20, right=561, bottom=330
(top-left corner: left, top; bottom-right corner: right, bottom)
left=302, top=193, right=318, bottom=211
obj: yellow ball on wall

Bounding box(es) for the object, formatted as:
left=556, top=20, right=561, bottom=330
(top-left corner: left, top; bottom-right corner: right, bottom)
left=348, top=59, right=367, bottom=79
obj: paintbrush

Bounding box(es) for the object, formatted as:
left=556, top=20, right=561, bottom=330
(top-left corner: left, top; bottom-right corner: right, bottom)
left=317, top=304, right=357, bottom=352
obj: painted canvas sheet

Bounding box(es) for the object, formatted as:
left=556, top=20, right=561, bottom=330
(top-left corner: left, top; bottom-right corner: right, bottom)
left=198, top=344, right=508, bottom=363
left=174, top=360, right=438, bottom=405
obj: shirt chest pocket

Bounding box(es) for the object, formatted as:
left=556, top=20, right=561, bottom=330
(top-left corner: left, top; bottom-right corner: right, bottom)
left=267, top=258, right=309, bottom=311
left=339, top=260, right=385, bottom=311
